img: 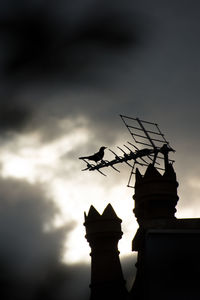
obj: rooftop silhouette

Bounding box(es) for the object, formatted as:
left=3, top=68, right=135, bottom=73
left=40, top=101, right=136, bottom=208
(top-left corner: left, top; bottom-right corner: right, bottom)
left=84, top=163, right=200, bottom=300
left=82, top=116, right=200, bottom=299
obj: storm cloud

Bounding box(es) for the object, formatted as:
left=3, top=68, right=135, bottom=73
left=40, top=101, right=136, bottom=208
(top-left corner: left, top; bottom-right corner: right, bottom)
left=1, top=0, right=200, bottom=147
left=0, top=176, right=136, bottom=300
left=0, top=0, right=200, bottom=299
left=0, top=176, right=89, bottom=300
left=0, top=0, right=148, bottom=140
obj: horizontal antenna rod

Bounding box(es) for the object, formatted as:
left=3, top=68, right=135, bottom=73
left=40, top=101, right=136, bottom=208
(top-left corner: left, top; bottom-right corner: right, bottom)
left=127, top=125, right=165, bottom=136
left=120, top=114, right=157, bottom=126
left=87, top=146, right=172, bottom=173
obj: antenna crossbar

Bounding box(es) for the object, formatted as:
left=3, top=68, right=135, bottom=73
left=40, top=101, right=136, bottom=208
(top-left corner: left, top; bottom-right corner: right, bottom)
left=120, top=114, right=156, bottom=126
left=80, top=115, right=175, bottom=188
left=131, top=133, right=168, bottom=144
left=127, top=125, right=164, bottom=136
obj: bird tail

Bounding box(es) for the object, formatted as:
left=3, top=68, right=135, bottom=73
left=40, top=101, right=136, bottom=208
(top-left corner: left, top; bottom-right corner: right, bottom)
left=79, top=156, right=88, bottom=160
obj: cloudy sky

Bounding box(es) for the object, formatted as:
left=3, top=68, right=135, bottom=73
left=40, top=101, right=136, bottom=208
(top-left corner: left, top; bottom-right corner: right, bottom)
left=1, top=0, right=200, bottom=299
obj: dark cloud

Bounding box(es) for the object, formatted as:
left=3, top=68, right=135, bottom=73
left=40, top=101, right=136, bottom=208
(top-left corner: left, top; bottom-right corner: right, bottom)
left=29, top=262, right=90, bottom=300
left=0, top=0, right=151, bottom=141
left=0, top=0, right=197, bottom=150
left=0, top=100, right=31, bottom=133
left=0, top=175, right=137, bottom=299
left=0, top=176, right=91, bottom=299
left=0, top=0, right=141, bottom=75
left=0, top=1, right=199, bottom=117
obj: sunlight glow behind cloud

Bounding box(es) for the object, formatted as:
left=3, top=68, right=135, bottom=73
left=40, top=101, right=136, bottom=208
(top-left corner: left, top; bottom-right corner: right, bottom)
left=0, top=116, right=197, bottom=265
left=50, top=177, right=137, bottom=263
left=0, top=121, right=139, bottom=264
left=0, top=123, right=89, bottom=182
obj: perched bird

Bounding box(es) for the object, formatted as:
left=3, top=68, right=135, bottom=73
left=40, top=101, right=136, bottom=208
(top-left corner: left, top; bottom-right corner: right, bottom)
left=135, top=148, right=153, bottom=158
left=160, top=143, right=175, bottom=154
left=79, top=146, right=107, bottom=163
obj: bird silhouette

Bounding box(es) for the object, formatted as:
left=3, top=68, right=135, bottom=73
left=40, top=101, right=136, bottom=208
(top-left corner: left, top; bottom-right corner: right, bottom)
left=160, top=143, right=175, bottom=154
left=79, top=146, right=107, bottom=163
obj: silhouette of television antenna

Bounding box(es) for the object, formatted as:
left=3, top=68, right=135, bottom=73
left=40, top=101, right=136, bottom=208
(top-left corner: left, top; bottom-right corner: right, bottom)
left=80, top=115, right=175, bottom=188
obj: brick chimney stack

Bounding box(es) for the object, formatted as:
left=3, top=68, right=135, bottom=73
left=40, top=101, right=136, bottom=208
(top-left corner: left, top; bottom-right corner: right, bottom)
left=131, top=163, right=179, bottom=299
left=133, top=163, right=179, bottom=228
left=84, top=204, right=128, bottom=300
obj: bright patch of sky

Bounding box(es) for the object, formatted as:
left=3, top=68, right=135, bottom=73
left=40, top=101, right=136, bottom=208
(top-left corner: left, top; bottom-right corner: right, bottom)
left=0, top=117, right=199, bottom=264
left=0, top=119, right=138, bottom=264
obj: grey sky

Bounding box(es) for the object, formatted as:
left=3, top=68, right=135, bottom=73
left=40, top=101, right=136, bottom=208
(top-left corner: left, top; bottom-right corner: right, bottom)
left=0, top=0, right=200, bottom=299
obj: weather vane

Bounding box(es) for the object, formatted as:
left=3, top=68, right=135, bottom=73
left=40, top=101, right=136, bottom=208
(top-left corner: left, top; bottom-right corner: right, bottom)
left=79, top=115, right=175, bottom=187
